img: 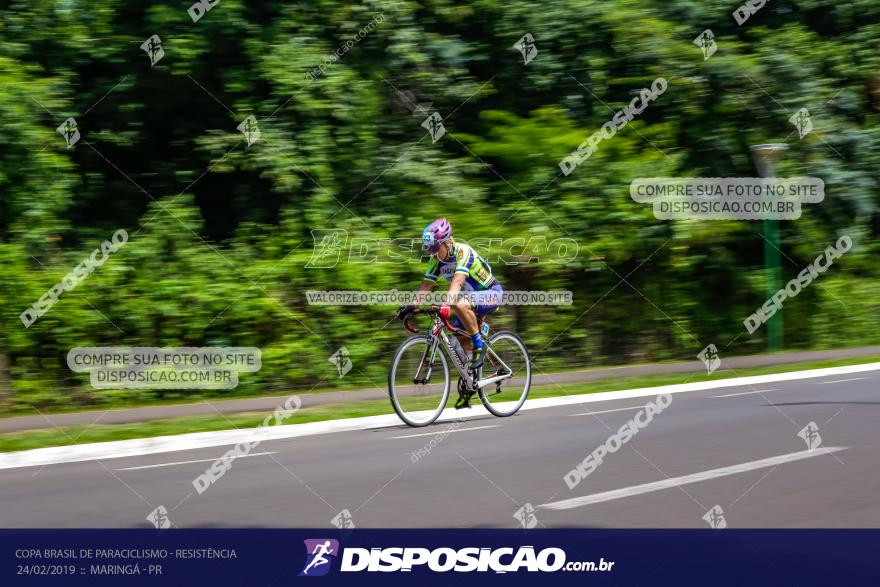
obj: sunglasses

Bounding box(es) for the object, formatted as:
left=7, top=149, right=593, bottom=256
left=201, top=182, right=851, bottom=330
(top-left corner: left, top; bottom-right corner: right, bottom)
left=423, top=241, right=444, bottom=254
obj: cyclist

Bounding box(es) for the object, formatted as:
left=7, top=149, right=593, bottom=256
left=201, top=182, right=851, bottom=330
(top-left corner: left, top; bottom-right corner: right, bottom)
left=397, top=218, right=503, bottom=370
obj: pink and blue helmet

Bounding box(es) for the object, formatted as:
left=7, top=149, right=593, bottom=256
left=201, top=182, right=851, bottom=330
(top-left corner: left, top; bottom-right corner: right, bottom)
left=422, top=218, right=452, bottom=253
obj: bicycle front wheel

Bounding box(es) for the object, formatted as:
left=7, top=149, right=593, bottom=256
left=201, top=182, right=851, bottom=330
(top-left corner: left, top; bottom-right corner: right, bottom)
left=388, top=335, right=450, bottom=427
left=478, top=331, right=531, bottom=417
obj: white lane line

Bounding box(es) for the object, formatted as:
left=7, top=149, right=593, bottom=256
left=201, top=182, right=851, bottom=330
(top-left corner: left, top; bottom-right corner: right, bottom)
left=567, top=406, right=646, bottom=417
left=713, top=388, right=781, bottom=398
left=388, top=425, right=500, bottom=439
left=4, top=362, right=878, bottom=470
left=540, top=447, right=847, bottom=511
left=815, top=377, right=869, bottom=385
left=115, top=451, right=277, bottom=471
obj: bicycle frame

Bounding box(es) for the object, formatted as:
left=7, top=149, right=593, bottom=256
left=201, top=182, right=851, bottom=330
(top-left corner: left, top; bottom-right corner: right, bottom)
left=413, top=310, right=516, bottom=390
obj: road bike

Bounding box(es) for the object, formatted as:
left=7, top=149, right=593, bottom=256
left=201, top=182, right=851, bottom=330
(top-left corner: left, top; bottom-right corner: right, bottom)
left=389, top=306, right=531, bottom=427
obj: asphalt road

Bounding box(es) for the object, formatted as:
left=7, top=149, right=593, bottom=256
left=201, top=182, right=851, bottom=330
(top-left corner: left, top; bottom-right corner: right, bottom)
left=1, top=369, right=877, bottom=528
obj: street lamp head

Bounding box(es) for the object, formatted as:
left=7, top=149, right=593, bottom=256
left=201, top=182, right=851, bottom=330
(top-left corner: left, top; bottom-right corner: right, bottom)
left=750, top=143, right=788, bottom=178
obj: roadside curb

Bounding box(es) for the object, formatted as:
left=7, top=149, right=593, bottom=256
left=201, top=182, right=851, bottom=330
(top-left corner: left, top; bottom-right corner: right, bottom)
left=1, top=361, right=877, bottom=470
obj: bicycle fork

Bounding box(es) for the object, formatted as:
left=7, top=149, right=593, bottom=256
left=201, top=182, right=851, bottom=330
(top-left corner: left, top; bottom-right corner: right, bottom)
left=412, top=336, right=443, bottom=384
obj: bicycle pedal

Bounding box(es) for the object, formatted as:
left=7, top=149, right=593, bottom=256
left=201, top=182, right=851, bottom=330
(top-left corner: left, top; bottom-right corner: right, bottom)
left=454, top=396, right=471, bottom=409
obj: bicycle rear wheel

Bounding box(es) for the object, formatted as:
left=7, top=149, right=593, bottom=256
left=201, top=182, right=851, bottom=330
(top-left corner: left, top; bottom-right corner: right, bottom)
left=478, top=331, right=531, bottom=417
left=388, top=335, right=450, bottom=427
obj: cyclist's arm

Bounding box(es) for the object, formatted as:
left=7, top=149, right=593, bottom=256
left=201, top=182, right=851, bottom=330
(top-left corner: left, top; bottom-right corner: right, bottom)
left=413, top=257, right=439, bottom=305
left=447, top=272, right=467, bottom=306
left=412, top=279, right=435, bottom=305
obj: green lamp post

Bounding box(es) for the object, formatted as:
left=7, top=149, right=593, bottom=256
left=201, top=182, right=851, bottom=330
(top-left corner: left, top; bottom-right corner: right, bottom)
left=750, top=143, right=788, bottom=352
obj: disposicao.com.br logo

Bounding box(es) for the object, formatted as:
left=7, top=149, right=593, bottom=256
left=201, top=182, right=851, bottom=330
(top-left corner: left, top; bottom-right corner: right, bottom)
left=300, top=542, right=614, bottom=575
left=300, top=539, right=340, bottom=577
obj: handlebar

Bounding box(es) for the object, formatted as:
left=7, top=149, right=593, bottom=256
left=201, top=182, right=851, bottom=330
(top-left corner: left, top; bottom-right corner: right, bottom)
left=398, top=306, right=438, bottom=334
left=398, top=306, right=469, bottom=336
left=398, top=305, right=441, bottom=319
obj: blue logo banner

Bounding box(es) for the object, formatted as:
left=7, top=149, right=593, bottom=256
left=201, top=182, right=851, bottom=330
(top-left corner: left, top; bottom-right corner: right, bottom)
left=2, top=529, right=876, bottom=585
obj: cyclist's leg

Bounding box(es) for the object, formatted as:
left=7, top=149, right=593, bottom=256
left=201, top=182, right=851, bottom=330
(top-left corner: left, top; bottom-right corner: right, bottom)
left=478, top=283, right=503, bottom=320
left=473, top=284, right=502, bottom=370
left=454, top=285, right=502, bottom=367
left=450, top=300, right=479, bottom=407
left=451, top=310, right=474, bottom=356
left=452, top=295, right=479, bottom=334
left=452, top=284, right=503, bottom=342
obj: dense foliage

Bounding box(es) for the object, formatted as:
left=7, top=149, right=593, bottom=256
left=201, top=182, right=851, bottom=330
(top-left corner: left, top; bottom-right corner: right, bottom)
left=1, top=0, right=878, bottom=411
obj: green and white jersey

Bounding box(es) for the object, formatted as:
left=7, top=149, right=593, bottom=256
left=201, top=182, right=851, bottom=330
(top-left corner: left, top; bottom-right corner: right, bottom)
left=423, top=242, right=497, bottom=291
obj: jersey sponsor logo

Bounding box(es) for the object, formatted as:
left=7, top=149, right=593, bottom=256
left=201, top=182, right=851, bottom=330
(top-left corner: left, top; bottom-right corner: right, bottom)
left=430, top=243, right=495, bottom=289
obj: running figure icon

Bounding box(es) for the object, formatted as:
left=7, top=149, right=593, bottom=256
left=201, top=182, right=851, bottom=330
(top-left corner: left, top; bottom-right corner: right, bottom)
left=299, top=539, right=340, bottom=577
